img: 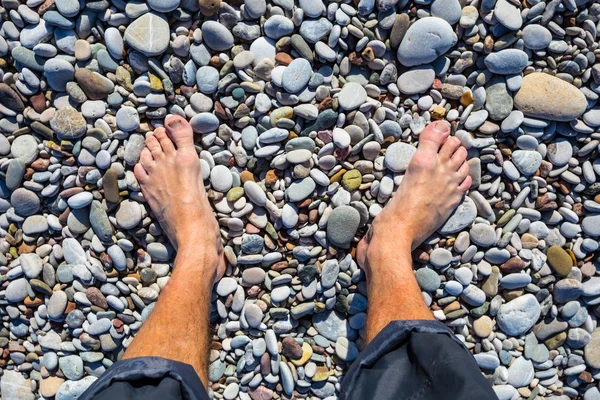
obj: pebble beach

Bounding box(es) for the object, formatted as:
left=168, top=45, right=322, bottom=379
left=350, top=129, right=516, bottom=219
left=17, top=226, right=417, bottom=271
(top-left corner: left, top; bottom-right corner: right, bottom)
left=1, top=0, right=600, bottom=399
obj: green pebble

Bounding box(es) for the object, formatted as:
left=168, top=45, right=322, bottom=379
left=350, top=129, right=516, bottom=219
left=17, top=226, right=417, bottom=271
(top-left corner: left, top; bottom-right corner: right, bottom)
left=226, top=187, right=244, bottom=202
left=232, top=88, right=245, bottom=101
left=497, top=209, right=516, bottom=226
left=342, top=170, right=362, bottom=191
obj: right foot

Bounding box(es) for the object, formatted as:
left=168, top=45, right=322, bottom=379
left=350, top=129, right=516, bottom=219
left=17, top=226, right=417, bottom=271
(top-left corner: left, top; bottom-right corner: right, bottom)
left=357, top=120, right=472, bottom=273
left=133, top=115, right=226, bottom=282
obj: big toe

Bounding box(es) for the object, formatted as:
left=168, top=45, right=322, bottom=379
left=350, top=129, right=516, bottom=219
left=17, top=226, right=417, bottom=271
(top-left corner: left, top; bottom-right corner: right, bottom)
left=418, top=120, right=451, bottom=153
left=165, top=115, right=194, bottom=149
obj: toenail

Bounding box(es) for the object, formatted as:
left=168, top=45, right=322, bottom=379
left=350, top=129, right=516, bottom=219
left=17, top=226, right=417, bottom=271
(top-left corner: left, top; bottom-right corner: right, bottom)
left=167, top=117, right=183, bottom=129
left=433, top=121, right=450, bottom=133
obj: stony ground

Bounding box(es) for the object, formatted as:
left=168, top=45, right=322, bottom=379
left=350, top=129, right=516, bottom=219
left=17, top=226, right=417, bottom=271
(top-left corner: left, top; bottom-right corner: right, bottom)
left=1, top=0, right=600, bottom=399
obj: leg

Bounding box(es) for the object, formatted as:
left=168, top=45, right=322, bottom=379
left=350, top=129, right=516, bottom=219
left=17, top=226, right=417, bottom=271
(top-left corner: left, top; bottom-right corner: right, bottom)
left=357, top=121, right=471, bottom=344
left=124, top=116, right=226, bottom=386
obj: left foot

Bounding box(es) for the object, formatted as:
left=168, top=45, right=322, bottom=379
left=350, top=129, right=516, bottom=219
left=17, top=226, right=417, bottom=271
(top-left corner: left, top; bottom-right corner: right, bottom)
left=133, top=115, right=226, bottom=282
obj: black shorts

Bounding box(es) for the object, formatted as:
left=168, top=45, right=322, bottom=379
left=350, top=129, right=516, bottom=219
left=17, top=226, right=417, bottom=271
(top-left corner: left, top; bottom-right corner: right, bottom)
left=80, top=320, right=498, bottom=400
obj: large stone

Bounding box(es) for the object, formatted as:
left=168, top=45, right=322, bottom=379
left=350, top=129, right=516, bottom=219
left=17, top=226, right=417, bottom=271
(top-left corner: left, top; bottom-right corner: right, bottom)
left=50, top=106, right=87, bottom=139
left=514, top=73, right=587, bottom=121
left=312, top=311, right=348, bottom=341
left=546, top=245, right=573, bottom=277
left=0, top=371, right=34, bottom=400
left=439, top=196, right=477, bottom=234
left=497, top=294, right=540, bottom=336
left=326, top=205, right=360, bottom=248
left=397, top=17, right=457, bottom=66
left=124, top=12, right=170, bottom=56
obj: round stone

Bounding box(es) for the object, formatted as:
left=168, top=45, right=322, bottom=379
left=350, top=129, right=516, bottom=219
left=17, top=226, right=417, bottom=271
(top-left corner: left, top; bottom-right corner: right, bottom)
left=50, top=106, right=87, bottom=139
left=124, top=13, right=170, bottom=56
left=514, top=73, right=587, bottom=121
left=116, top=106, right=140, bottom=131
left=11, top=188, right=40, bottom=216
left=397, top=17, right=457, bottom=66
left=439, top=196, right=477, bottom=234
left=470, top=224, right=496, bottom=247
left=384, top=142, right=416, bottom=172
left=522, top=25, right=552, bottom=50
left=326, top=206, right=360, bottom=249
left=415, top=268, right=441, bottom=292
left=210, top=165, right=233, bottom=192
left=148, top=0, right=181, bottom=12
left=497, top=294, right=541, bottom=337
left=202, top=21, right=234, bottom=51
left=282, top=58, right=312, bottom=93
left=338, top=82, right=367, bottom=111
left=11, top=135, right=38, bottom=164
left=547, top=245, right=573, bottom=277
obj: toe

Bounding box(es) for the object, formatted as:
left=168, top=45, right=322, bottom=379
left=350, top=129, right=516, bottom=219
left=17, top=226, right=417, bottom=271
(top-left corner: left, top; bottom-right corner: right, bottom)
left=140, top=148, right=155, bottom=170
left=458, top=175, right=472, bottom=192
left=165, top=115, right=194, bottom=149
left=134, top=163, right=149, bottom=183
left=450, top=147, right=468, bottom=169
left=417, top=121, right=450, bottom=154
left=440, top=136, right=461, bottom=161
left=457, top=161, right=470, bottom=181
left=152, top=127, right=175, bottom=155
left=145, top=134, right=164, bottom=159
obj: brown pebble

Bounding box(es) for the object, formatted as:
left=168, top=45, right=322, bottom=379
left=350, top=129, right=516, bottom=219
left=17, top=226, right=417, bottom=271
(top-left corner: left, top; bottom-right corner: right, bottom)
left=102, top=169, right=120, bottom=203
left=500, top=257, right=525, bottom=273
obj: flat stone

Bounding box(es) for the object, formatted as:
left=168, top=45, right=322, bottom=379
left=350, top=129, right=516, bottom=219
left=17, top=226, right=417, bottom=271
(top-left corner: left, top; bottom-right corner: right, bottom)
left=415, top=268, right=441, bottom=291
left=286, top=177, right=316, bottom=202
left=115, top=200, right=142, bottom=230
left=124, top=12, right=170, bottom=56
left=44, top=58, right=74, bottom=91
left=430, top=0, right=461, bottom=24
left=397, top=17, right=457, bottom=66
left=585, top=329, right=600, bottom=368
left=396, top=65, right=435, bottom=95
left=514, top=73, right=587, bottom=121
left=50, top=106, right=86, bottom=139
left=338, top=82, right=367, bottom=110
left=282, top=58, right=312, bottom=93
left=484, top=49, right=528, bottom=75
left=507, top=357, right=534, bottom=388
left=74, top=69, right=115, bottom=100
left=439, top=196, right=477, bottom=234
left=547, top=245, right=573, bottom=277
left=497, top=294, right=540, bottom=336
left=59, top=355, right=84, bottom=380
left=312, top=311, right=348, bottom=341
left=485, top=77, right=513, bottom=121
left=494, top=0, right=522, bottom=30
left=326, top=205, right=360, bottom=248
left=1, top=371, right=34, bottom=400
left=202, top=21, right=234, bottom=51
left=384, top=142, right=416, bottom=172
left=512, top=150, right=542, bottom=175
left=522, top=25, right=552, bottom=50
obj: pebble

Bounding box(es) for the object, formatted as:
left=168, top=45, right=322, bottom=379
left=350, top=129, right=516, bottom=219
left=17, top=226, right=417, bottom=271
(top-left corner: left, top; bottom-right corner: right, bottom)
left=514, top=73, right=587, bottom=121
left=282, top=58, right=312, bottom=93
left=384, top=142, right=416, bottom=172
left=338, top=83, right=367, bottom=111
left=484, top=50, right=528, bottom=75
left=0, top=0, right=597, bottom=398
left=327, top=206, right=360, bottom=248
left=124, top=13, right=170, bottom=56
left=397, top=17, right=457, bottom=66
left=497, top=294, right=541, bottom=337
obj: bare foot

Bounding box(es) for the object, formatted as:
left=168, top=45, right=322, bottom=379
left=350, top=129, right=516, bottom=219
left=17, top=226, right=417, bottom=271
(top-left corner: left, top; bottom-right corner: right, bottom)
left=357, top=120, right=472, bottom=274
left=134, top=115, right=226, bottom=282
